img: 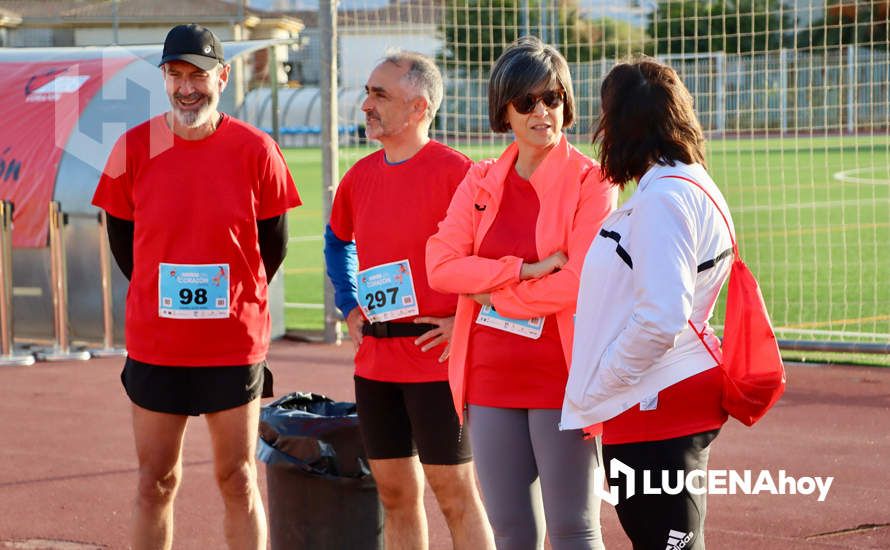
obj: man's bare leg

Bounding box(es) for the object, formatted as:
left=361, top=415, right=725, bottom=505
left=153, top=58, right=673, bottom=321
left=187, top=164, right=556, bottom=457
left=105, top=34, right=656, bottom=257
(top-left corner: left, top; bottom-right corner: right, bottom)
left=369, top=456, right=428, bottom=550
left=425, top=462, right=495, bottom=550
left=130, top=405, right=188, bottom=550
left=205, top=398, right=266, bottom=550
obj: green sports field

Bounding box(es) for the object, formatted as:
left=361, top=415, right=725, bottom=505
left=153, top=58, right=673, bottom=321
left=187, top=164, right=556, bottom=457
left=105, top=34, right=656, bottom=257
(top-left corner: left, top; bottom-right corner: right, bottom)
left=281, top=135, right=890, bottom=363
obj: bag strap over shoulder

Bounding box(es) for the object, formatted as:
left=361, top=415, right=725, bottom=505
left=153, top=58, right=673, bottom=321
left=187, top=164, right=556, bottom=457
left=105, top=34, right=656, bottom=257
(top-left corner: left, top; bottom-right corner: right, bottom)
left=660, top=175, right=738, bottom=259
left=658, top=174, right=735, bottom=364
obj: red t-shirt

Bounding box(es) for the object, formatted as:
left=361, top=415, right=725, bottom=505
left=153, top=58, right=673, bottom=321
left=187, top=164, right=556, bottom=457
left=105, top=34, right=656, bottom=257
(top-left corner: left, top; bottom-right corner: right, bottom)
left=603, top=366, right=728, bottom=444
left=466, top=167, right=567, bottom=409
left=92, top=114, right=301, bottom=366
left=329, top=140, right=471, bottom=383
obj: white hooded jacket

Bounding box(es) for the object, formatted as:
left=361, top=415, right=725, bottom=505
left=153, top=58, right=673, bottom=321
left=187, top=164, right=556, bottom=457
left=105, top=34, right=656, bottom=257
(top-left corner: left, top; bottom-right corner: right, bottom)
left=561, top=161, right=734, bottom=430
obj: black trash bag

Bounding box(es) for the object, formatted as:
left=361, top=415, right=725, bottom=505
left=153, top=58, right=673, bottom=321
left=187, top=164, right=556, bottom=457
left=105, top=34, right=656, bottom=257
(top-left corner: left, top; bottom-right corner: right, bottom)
left=257, top=392, right=383, bottom=550
left=258, top=392, right=370, bottom=480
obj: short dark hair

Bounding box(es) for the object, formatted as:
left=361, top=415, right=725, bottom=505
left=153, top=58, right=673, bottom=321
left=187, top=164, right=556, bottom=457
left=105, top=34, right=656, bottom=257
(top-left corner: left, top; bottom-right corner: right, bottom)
left=488, top=36, right=575, bottom=133
left=594, top=56, right=706, bottom=188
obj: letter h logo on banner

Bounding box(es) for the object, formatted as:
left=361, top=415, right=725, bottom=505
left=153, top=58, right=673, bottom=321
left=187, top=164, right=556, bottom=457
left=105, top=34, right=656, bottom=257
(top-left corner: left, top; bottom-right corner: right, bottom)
left=56, top=46, right=173, bottom=180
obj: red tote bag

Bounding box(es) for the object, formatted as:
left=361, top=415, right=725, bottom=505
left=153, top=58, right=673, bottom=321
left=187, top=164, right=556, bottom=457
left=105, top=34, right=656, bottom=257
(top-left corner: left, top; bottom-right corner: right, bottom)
left=664, top=176, right=786, bottom=426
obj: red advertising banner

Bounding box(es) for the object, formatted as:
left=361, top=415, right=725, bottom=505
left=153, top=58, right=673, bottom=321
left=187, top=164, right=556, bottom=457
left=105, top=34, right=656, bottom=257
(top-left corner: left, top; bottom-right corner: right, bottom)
left=0, top=57, right=132, bottom=247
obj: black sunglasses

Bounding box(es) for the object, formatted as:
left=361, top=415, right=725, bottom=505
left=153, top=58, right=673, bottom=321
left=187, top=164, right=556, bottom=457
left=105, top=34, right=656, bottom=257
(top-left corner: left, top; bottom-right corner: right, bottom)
left=510, top=90, right=565, bottom=114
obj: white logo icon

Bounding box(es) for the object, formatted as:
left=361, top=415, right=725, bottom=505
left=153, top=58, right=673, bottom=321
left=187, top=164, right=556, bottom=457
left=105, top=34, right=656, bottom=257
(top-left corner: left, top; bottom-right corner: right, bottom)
left=203, top=45, right=212, bottom=54
left=27, top=75, right=90, bottom=102
left=592, top=458, right=834, bottom=506
left=666, top=529, right=693, bottom=549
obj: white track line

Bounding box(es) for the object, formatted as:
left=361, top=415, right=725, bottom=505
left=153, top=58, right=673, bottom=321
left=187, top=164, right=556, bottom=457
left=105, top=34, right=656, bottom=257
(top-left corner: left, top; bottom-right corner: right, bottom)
left=284, top=302, right=325, bottom=309
left=730, top=167, right=890, bottom=213
left=773, top=327, right=890, bottom=340
left=289, top=235, right=323, bottom=243
left=711, top=324, right=890, bottom=341
left=733, top=197, right=885, bottom=213
left=833, top=167, right=890, bottom=186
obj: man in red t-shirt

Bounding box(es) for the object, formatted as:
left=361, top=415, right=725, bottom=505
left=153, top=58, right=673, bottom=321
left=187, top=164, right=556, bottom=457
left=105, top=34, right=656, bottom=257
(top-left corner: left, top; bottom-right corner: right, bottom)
left=324, top=52, right=493, bottom=549
left=91, top=24, right=300, bottom=550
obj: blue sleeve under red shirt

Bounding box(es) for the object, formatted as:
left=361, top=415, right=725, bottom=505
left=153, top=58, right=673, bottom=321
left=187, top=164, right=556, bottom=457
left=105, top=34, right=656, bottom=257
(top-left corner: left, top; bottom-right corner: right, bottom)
left=324, top=224, right=360, bottom=317
left=328, top=140, right=472, bottom=383
left=91, top=114, right=301, bottom=366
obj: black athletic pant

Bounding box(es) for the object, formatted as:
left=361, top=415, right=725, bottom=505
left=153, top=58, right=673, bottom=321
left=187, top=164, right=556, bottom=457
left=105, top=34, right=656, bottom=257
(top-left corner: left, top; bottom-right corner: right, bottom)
left=602, top=429, right=719, bottom=550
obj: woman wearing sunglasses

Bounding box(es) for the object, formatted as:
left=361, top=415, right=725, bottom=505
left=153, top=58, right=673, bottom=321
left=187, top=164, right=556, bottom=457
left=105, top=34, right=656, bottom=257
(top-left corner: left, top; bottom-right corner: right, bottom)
left=426, top=36, right=616, bottom=549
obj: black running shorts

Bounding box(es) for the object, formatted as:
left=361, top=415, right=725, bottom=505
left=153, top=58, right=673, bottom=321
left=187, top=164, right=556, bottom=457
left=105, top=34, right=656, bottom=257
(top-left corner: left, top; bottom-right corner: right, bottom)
left=121, top=357, right=271, bottom=416
left=353, top=375, right=472, bottom=465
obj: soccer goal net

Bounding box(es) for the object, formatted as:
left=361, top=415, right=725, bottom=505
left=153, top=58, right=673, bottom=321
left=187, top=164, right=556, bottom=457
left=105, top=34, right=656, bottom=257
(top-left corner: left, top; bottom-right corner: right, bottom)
left=291, top=0, right=889, bottom=351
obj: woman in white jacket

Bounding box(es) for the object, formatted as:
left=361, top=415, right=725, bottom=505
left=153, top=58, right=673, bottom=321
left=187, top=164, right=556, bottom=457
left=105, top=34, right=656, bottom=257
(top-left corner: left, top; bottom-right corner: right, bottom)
left=562, top=57, right=735, bottom=549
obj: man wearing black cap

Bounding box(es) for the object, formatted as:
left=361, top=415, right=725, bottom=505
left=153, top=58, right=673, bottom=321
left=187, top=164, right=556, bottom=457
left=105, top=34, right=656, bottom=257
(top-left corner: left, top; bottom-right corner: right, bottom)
left=159, top=23, right=227, bottom=133
left=92, top=24, right=301, bottom=550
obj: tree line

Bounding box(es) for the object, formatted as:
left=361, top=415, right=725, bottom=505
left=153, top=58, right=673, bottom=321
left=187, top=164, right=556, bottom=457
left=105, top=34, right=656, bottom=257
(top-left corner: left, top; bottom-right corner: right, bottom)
left=438, top=0, right=889, bottom=66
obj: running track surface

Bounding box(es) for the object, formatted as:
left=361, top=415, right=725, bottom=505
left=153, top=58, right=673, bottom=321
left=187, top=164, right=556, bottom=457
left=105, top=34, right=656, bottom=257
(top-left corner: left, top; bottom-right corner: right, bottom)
left=0, top=339, right=888, bottom=549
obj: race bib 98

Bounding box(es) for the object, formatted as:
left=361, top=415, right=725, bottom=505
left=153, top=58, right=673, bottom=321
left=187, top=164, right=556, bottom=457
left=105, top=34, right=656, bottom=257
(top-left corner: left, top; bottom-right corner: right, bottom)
left=159, top=263, right=230, bottom=319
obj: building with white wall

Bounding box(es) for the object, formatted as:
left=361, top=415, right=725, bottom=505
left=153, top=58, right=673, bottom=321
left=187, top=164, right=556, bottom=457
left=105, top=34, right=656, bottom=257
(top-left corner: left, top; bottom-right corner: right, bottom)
left=0, top=0, right=303, bottom=47
left=291, top=0, right=440, bottom=87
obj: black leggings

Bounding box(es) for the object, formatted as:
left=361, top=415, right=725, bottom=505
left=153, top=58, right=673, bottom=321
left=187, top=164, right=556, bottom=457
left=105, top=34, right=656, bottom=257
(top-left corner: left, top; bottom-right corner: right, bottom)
left=602, top=429, right=719, bottom=550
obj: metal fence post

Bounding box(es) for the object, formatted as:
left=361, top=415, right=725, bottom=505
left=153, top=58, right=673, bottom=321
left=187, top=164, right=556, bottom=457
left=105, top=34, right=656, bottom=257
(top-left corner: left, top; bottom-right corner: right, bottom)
left=0, top=201, right=35, bottom=367
left=320, top=0, right=342, bottom=345
left=270, top=44, right=281, bottom=145
left=90, top=210, right=126, bottom=358
left=37, top=201, right=91, bottom=362
left=779, top=48, right=788, bottom=136
left=715, top=51, right=726, bottom=136
left=846, top=44, right=856, bottom=134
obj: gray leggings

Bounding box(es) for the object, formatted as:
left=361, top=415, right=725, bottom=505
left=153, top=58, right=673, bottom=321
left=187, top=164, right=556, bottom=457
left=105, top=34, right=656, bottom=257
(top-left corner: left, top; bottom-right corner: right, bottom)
left=468, top=405, right=605, bottom=550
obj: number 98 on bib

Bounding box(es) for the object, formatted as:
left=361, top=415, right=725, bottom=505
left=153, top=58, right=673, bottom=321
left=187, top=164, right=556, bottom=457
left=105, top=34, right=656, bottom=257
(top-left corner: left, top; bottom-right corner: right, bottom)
left=159, top=263, right=230, bottom=319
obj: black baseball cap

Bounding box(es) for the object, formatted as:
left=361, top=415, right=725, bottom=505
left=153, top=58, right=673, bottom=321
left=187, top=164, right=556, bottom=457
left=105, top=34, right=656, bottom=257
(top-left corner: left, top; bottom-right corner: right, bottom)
left=159, top=24, right=225, bottom=71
